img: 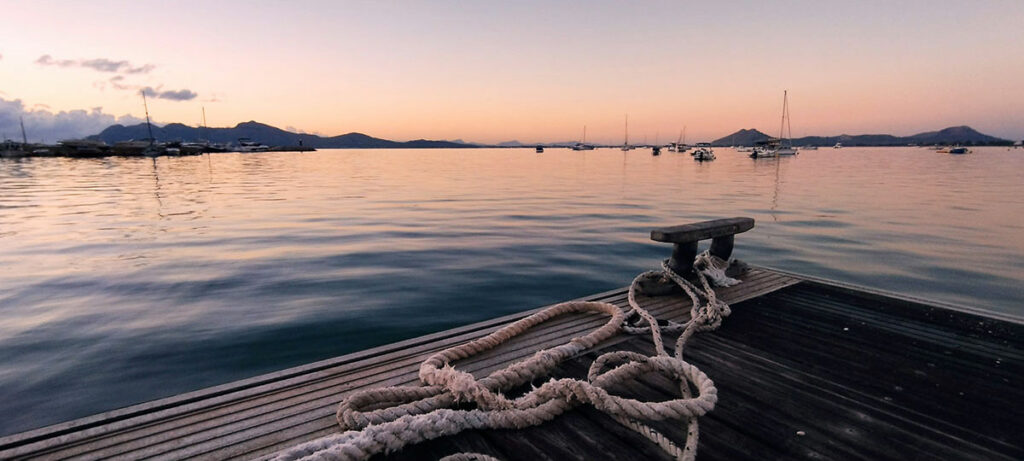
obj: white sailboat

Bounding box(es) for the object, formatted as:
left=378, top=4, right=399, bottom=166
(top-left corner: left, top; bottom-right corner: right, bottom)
left=774, top=90, right=797, bottom=156
left=140, top=90, right=163, bottom=157
left=572, top=125, right=594, bottom=151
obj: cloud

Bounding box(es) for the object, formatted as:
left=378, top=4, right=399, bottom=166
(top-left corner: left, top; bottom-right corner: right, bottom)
left=1, top=96, right=146, bottom=142
left=142, top=86, right=198, bottom=101
left=36, top=54, right=155, bottom=74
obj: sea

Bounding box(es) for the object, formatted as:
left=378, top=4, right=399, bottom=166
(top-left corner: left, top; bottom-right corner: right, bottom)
left=0, top=146, right=1021, bottom=436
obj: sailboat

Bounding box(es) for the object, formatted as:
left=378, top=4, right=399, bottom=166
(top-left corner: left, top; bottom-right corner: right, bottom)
left=620, top=115, right=631, bottom=151
left=669, top=128, right=685, bottom=152
left=572, top=125, right=594, bottom=151
left=774, top=90, right=797, bottom=156
left=140, top=90, right=163, bottom=157
left=1, top=118, right=30, bottom=158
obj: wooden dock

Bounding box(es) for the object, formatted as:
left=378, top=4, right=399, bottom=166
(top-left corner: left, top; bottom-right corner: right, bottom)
left=1, top=220, right=1021, bottom=460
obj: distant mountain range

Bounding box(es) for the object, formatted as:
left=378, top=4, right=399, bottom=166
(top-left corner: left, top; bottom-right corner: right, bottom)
left=86, top=121, right=1011, bottom=149
left=710, top=126, right=1008, bottom=147
left=87, top=121, right=475, bottom=149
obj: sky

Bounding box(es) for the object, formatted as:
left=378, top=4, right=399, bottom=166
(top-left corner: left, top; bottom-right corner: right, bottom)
left=1, top=0, right=1022, bottom=143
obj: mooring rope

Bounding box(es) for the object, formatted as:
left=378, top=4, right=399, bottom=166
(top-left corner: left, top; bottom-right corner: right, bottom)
left=273, top=251, right=735, bottom=461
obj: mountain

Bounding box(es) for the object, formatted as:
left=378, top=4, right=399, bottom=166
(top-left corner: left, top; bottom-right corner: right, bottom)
left=905, top=126, right=1004, bottom=145
left=87, top=121, right=475, bottom=148
left=712, top=125, right=1008, bottom=147
left=711, top=129, right=771, bottom=147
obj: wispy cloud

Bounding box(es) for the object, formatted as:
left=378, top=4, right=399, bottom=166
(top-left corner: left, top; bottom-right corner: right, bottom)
left=1, top=96, right=146, bottom=142
left=102, top=77, right=199, bottom=102
left=36, top=54, right=155, bottom=74
left=143, top=87, right=197, bottom=101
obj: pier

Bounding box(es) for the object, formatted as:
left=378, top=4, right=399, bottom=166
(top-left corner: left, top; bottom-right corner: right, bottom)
left=0, top=219, right=1020, bottom=460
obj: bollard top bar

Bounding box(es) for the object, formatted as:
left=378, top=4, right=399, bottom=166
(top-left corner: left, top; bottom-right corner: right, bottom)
left=651, top=217, right=755, bottom=243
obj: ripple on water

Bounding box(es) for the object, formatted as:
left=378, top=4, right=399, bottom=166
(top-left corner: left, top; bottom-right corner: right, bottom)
left=0, top=147, right=1022, bottom=436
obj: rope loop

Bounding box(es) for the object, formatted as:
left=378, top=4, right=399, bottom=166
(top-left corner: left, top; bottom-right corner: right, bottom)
left=276, top=254, right=737, bottom=461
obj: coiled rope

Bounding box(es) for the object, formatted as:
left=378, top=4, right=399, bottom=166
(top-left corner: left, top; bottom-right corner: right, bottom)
left=273, top=251, right=736, bottom=461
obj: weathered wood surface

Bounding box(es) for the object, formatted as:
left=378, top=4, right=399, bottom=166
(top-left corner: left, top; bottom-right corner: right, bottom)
left=2, top=266, right=1020, bottom=460
left=371, top=282, right=1024, bottom=461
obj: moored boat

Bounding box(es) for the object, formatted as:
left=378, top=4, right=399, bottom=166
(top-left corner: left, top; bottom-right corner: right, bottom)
left=749, top=139, right=778, bottom=159
left=0, top=140, right=28, bottom=158
left=693, top=148, right=715, bottom=161
left=572, top=126, right=595, bottom=151
left=773, top=90, right=798, bottom=156
left=236, top=138, right=271, bottom=152
left=691, top=142, right=714, bottom=159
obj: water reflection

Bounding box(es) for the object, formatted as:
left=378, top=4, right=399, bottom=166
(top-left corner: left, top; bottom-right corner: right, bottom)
left=0, top=147, right=1021, bottom=435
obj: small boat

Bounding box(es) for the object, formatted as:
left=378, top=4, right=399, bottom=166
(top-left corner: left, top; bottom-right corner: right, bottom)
left=693, top=148, right=715, bottom=161
left=668, top=128, right=685, bottom=152
left=691, top=142, right=714, bottom=159
left=113, top=140, right=154, bottom=156
left=58, top=139, right=109, bottom=157
left=535, top=145, right=544, bottom=153
left=753, top=146, right=774, bottom=159
left=651, top=146, right=661, bottom=156
left=833, top=142, right=843, bottom=149
left=736, top=146, right=753, bottom=152
left=948, top=146, right=971, bottom=154
left=572, top=126, right=595, bottom=151
left=236, top=138, right=271, bottom=152
left=801, top=145, right=818, bottom=150
left=749, top=140, right=777, bottom=159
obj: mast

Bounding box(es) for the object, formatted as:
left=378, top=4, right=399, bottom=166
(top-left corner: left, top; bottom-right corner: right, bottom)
left=20, top=117, right=28, bottom=144
left=779, top=90, right=788, bottom=147
left=142, top=90, right=154, bottom=145
left=202, top=106, right=209, bottom=142
left=582, top=125, right=587, bottom=144
left=624, top=115, right=628, bottom=146
left=785, top=92, right=793, bottom=147
left=683, top=126, right=687, bottom=145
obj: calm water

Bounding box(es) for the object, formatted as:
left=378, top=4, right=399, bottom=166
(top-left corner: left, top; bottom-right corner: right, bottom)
left=1, top=147, right=1022, bottom=435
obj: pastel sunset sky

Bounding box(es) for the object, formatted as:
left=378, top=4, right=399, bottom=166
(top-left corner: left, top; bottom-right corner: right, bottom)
left=1, top=0, right=1022, bottom=143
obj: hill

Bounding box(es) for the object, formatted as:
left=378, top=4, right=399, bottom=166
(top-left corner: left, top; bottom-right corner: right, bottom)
left=88, top=121, right=475, bottom=148
left=712, top=126, right=1008, bottom=147
left=710, top=129, right=772, bottom=146
left=905, top=126, right=1003, bottom=145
